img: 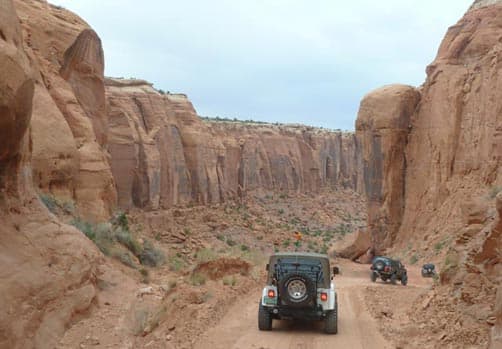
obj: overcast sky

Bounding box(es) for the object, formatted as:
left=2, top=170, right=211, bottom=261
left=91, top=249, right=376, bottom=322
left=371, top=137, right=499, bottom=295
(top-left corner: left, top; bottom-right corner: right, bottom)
left=51, top=0, right=473, bottom=130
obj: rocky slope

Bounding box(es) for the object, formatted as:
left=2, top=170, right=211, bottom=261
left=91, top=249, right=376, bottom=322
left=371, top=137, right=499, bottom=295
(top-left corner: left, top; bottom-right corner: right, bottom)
left=106, top=78, right=363, bottom=210
left=356, top=1, right=502, bottom=346
left=0, top=1, right=101, bottom=348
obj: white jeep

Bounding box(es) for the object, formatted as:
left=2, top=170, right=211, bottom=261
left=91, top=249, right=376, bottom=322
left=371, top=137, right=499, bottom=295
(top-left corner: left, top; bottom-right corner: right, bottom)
left=258, top=252, right=339, bottom=334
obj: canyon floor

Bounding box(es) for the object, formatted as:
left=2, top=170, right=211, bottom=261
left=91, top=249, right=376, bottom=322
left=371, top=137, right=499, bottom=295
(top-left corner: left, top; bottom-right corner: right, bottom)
left=46, top=189, right=437, bottom=349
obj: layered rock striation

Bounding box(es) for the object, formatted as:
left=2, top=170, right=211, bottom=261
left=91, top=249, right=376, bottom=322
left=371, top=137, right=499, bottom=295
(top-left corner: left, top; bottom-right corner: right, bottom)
left=106, top=78, right=363, bottom=210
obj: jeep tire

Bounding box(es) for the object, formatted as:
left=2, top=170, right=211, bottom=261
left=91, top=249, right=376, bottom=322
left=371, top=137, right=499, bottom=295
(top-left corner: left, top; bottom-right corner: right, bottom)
left=401, top=274, right=408, bottom=286
left=324, top=300, right=338, bottom=334
left=258, top=303, right=272, bottom=331
left=370, top=271, right=377, bottom=282
left=390, top=273, right=397, bottom=285
left=279, top=273, right=315, bottom=307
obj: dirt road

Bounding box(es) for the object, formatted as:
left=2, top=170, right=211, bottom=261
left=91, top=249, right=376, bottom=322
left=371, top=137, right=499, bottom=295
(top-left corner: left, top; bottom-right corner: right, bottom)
left=194, top=260, right=426, bottom=349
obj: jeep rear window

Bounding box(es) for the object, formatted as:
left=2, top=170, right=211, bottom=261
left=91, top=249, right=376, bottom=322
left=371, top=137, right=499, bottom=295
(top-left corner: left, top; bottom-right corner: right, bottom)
left=274, top=258, right=325, bottom=284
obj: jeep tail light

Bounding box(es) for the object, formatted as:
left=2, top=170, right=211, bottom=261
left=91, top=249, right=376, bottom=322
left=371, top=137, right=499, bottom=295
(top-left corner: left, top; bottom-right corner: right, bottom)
left=320, top=292, right=328, bottom=302
left=267, top=289, right=275, bottom=298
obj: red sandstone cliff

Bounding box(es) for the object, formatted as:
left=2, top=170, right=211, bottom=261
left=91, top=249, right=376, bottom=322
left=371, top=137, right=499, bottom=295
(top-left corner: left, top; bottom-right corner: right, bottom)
left=14, top=0, right=116, bottom=221
left=0, top=1, right=101, bottom=348
left=106, top=78, right=363, bottom=211
left=356, top=1, right=502, bottom=346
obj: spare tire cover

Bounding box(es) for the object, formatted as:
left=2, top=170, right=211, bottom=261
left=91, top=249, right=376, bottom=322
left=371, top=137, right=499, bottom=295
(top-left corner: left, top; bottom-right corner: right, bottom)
left=279, top=273, right=316, bottom=306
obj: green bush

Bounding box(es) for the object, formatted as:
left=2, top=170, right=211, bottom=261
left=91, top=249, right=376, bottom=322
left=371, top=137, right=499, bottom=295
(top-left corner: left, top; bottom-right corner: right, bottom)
left=139, top=240, right=165, bottom=267
left=190, top=272, right=207, bottom=286
left=222, top=275, right=237, bottom=286
left=168, top=255, right=186, bottom=272
left=39, top=194, right=58, bottom=214
left=410, top=254, right=419, bottom=265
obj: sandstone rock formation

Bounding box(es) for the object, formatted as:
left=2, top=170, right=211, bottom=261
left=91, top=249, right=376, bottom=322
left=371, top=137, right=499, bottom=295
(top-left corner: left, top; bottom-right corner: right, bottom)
left=106, top=78, right=364, bottom=210
left=357, top=1, right=502, bottom=345
left=0, top=1, right=100, bottom=348
left=356, top=84, right=420, bottom=250
left=14, top=0, right=116, bottom=221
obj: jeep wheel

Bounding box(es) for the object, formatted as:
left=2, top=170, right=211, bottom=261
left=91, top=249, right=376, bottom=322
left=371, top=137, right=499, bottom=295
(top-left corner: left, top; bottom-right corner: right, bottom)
left=401, top=275, right=408, bottom=286
left=279, top=273, right=315, bottom=307
left=258, top=303, right=272, bottom=331
left=390, top=273, right=397, bottom=285
left=370, top=271, right=377, bottom=282
left=324, top=301, right=338, bottom=334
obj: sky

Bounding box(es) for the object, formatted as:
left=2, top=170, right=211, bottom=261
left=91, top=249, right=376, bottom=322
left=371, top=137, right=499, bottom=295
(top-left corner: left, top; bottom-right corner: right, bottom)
left=51, top=0, right=474, bottom=130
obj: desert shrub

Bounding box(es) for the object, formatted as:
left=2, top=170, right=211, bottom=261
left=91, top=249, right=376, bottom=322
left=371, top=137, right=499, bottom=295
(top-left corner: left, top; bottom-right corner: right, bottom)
left=71, top=218, right=95, bottom=240
left=190, top=272, right=207, bottom=286
left=410, top=254, right=419, bottom=265
left=139, top=240, right=165, bottom=267
left=39, top=194, right=58, bottom=214
left=111, top=249, right=136, bottom=268
left=222, top=275, right=237, bottom=286
left=115, top=227, right=143, bottom=256
left=489, top=186, right=502, bottom=199
left=226, top=238, right=236, bottom=247
left=240, top=244, right=250, bottom=252
left=168, top=255, right=186, bottom=272
left=195, top=248, right=218, bottom=263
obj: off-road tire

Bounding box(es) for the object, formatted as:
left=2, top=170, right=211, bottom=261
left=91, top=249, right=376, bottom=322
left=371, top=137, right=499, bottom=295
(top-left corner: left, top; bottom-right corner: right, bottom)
left=401, top=275, right=408, bottom=286
left=370, top=271, right=377, bottom=282
left=258, top=303, right=272, bottom=331
left=279, top=273, right=316, bottom=307
left=374, top=260, right=385, bottom=271
left=324, top=300, right=338, bottom=334
left=390, top=273, right=397, bottom=285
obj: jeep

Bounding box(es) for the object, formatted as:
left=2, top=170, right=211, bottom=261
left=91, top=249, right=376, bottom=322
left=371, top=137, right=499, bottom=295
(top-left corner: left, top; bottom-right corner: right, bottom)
left=421, top=263, right=436, bottom=278
left=258, top=252, right=339, bottom=334
left=370, top=256, right=408, bottom=285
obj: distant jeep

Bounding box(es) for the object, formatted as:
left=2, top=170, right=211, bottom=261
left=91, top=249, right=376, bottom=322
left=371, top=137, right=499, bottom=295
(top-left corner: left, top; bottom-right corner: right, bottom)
left=421, top=263, right=436, bottom=278
left=258, top=252, right=339, bottom=334
left=370, top=256, right=408, bottom=285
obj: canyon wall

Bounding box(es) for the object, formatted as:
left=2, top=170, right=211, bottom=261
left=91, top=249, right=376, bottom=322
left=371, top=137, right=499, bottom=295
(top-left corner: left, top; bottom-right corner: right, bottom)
left=14, top=0, right=116, bottom=221
left=106, top=78, right=363, bottom=211
left=0, top=1, right=101, bottom=348
left=357, top=1, right=502, bottom=346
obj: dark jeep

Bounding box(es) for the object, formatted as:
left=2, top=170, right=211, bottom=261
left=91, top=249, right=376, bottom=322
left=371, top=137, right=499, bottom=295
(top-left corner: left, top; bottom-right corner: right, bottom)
left=421, top=263, right=436, bottom=278
left=258, top=252, right=339, bottom=334
left=370, top=256, right=408, bottom=285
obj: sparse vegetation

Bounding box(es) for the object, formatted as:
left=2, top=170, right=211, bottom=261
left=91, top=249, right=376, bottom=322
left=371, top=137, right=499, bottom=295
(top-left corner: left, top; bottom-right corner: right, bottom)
left=489, top=185, right=502, bottom=199
left=71, top=213, right=165, bottom=269
left=222, top=275, right=237, bottom=286
left=168, top=255, right=186, bottom=272
left=190, top=272, right=207, bottom=286
left=410, top=254, right=419, bottom=265
left=195, top=248, right=218, bottom=263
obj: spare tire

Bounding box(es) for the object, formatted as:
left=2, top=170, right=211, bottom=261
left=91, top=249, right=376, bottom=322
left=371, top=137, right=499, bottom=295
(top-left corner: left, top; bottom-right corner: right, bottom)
left=279, top=273, right=316, bottom=307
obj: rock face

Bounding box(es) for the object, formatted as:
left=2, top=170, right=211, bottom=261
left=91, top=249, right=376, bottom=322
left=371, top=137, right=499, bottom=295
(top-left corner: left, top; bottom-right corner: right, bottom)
left=14, top=0, right=116, bottom=221
left=0, top=1, right=100, bottom=348
left=356, top=85, right=420, bottom=251
left=106, top=78, right=364, bottom=210
left=357, top=1, right=502, bottom=346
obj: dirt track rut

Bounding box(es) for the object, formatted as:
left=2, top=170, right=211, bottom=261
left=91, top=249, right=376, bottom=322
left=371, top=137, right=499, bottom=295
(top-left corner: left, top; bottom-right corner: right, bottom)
left=194, top=261, right=395, bottom=349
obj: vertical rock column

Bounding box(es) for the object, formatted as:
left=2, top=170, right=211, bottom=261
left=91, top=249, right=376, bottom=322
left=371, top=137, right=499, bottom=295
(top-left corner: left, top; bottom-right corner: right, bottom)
left=356, top=84, right=420, bottom=252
